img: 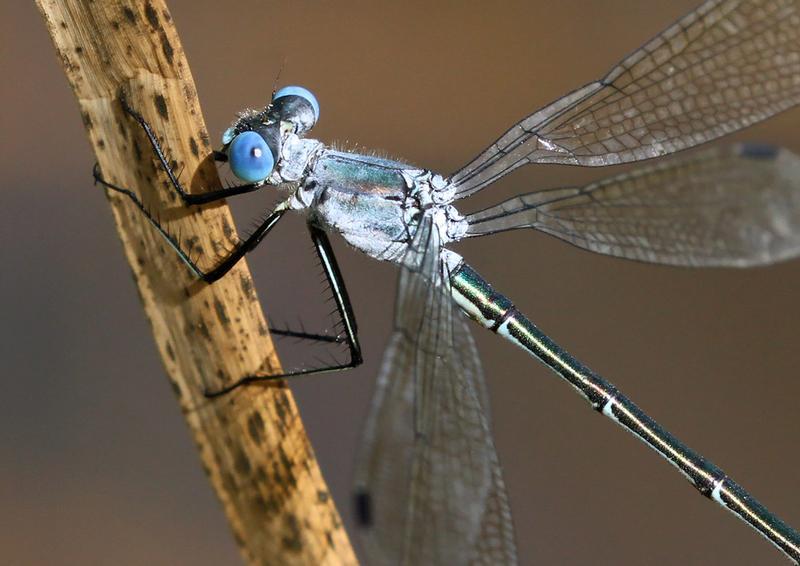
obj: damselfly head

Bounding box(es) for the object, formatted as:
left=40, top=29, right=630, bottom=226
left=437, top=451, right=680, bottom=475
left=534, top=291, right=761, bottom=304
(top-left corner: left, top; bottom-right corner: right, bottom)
left=219, top=85, right=319, bottom=184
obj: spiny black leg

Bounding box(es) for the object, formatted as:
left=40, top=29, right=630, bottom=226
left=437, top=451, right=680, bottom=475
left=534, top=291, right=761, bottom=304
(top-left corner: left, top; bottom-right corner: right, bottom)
left=268, top=313, right=347, bottom=345
left=308, top=223, right=360, bottom=342
left=268, top=319, right=347, bottom=344
left=117, top=93, right=264, bottom=205
left=94, top=164, right=289, bottom=283
left=204, top=222, right=363, bottom=398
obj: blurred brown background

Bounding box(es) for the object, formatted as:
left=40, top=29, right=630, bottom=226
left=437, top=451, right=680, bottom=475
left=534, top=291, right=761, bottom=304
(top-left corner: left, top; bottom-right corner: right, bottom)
left=2, top=1, right=799, bottom=564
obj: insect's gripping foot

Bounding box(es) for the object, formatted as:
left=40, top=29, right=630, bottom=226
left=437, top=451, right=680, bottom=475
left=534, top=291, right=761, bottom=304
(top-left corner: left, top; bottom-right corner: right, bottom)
left=203, top=373, right=286, bottom=399
left=118, top=90, right=142, bottom=121
left=93, top=162, right=137, bottom=199
left=204, top=355, right=363, bottom=399
left=93, top=162, right=107, bottom=188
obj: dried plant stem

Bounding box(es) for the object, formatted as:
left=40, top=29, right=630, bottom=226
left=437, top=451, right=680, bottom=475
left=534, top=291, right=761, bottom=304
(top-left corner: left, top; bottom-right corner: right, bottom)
left=36, top=1, right=357, bottom=564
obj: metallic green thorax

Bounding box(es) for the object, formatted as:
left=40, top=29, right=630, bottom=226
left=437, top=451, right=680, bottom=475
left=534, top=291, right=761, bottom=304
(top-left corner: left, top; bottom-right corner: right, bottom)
left=304, top=151, right=413, bottom=262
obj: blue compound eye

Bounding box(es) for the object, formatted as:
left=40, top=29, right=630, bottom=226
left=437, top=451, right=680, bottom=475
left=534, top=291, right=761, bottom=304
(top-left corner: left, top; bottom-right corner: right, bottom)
left=228, top=131, right=274, bottom=183
left=274, top=85, right=320, bottom=122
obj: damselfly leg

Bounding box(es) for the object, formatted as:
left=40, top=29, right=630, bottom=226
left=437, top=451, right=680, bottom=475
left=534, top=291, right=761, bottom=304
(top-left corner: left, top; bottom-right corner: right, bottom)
left=204, top=224, right=363, bottom=398
left=115, top=93, right=265, bottom=204
left=94, top=100, right=362, bottom=396
left=93, top=164, right=289, bottom=282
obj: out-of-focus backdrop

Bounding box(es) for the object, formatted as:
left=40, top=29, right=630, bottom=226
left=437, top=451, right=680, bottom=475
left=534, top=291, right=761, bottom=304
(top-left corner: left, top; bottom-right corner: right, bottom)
left=2, top=1, right=799, bottom=564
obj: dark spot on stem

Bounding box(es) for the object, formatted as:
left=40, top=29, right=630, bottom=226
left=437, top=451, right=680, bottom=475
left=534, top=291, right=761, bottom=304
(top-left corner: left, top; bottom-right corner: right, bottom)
left=234, top=448, right=252, bottom=475
left=233, top=530, right=245, bottom=548
left=240, top=273, right=255, bottom=298
left=247, top=411, right=265, bottom=444
left=251, top=494, right=270, bottom=518
left=274, top=392, right=288, bottom=426
left=264, top=493, right=280, bottom=517
left=221, top=218, right=235, bottom=241
left=281, top=513, right=303, bottom=552
left=81, top=112, right=93, bottom=130
left=219, top=411, right=231, bottom=427
left=165, top=341, right=176, bottom=361
left=277, top=446, right=297, bottom=489
left=154, top=94, right=169, bottom=120
left=122, top=6, right=136, bottom=23
left=197, top=319, right=211, bottom=340
left=189, top=137, right=199, bottom=157
left=160, top=32, right=174, bottom=64
left=213, top=298, right=230, bottom=325
left=144, top=2, right=159, bottom=28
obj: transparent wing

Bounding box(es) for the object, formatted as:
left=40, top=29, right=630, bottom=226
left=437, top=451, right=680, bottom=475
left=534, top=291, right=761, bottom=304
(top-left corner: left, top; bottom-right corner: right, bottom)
left=464, top=143, right=800, bottom=267
left=449, top=0, right=800, bottom=198
left=453, top=316, right=517, bottom=566
left=354, top=215, right=517, bottom=565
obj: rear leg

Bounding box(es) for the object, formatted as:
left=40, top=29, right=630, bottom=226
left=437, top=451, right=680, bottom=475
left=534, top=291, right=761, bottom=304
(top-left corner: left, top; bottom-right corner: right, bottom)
left=204, top=223, right=363, bottom=397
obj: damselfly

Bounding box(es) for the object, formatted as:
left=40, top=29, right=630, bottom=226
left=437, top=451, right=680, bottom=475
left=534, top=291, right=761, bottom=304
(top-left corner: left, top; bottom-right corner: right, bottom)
left=95, top=0, right=800, bottom=563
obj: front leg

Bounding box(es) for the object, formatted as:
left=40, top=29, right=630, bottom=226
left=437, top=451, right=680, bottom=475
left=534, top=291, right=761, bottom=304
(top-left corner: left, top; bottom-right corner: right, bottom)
left=95, top=163, right=290, bottom=283
left=116, top=93, right=265, bottom=205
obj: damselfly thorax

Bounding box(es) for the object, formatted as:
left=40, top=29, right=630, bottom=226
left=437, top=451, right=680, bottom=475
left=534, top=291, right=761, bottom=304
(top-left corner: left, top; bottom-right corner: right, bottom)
left=287, top=145, right=465, bottom=263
